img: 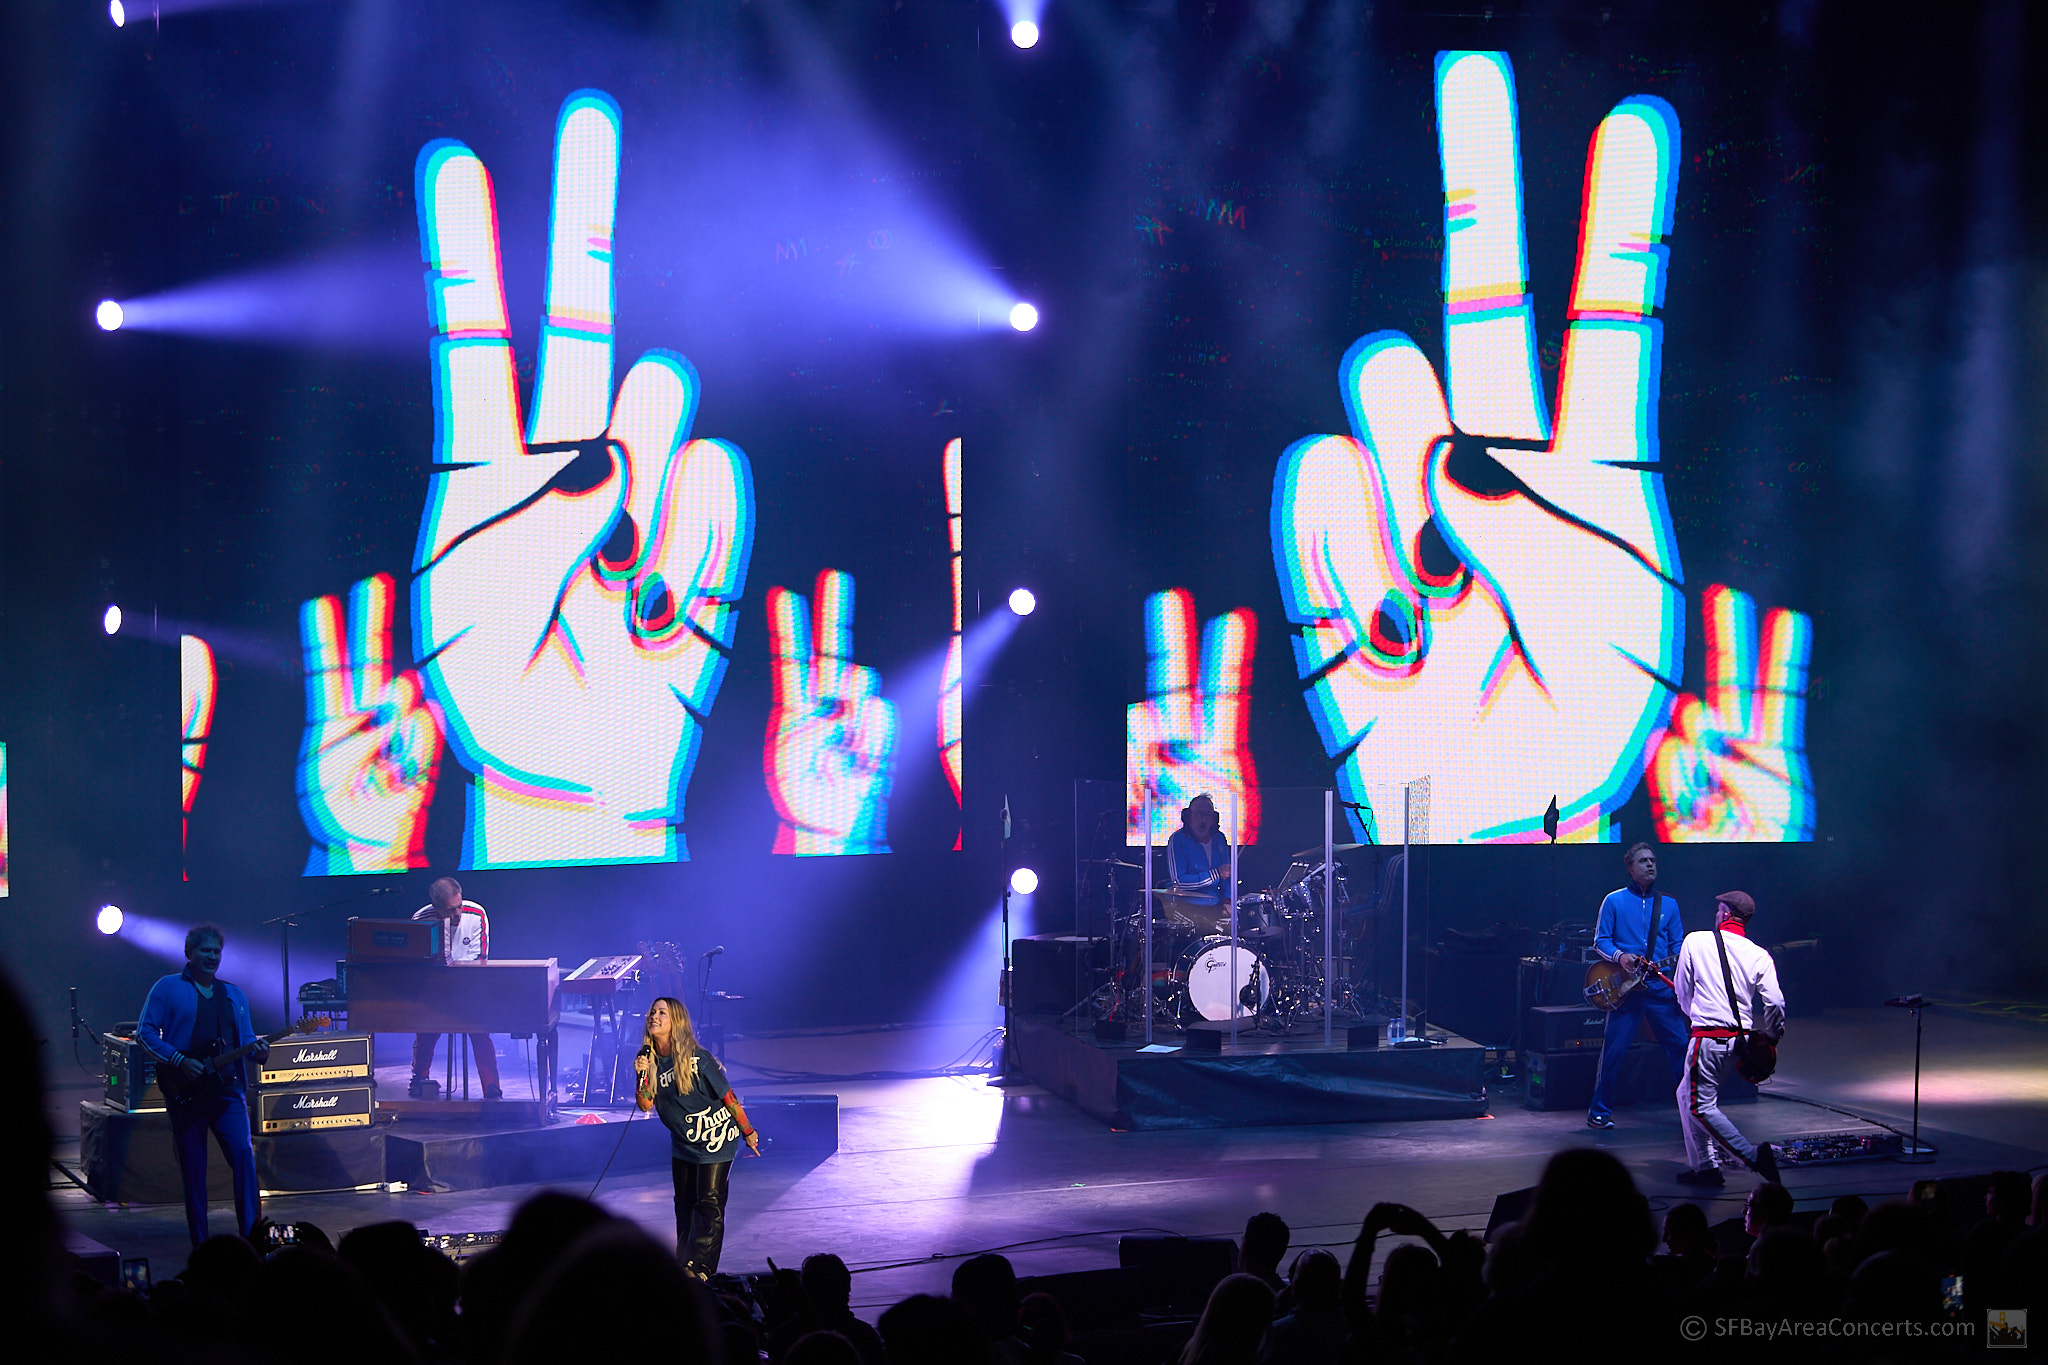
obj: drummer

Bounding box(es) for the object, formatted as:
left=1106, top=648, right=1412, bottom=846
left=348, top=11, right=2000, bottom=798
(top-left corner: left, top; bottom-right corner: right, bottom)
left=1166, top=794, right=1233, bottom=919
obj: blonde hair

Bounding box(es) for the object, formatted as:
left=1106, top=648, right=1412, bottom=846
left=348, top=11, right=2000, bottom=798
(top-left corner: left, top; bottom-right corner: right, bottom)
left=642, top=996, right=700, bottom=1093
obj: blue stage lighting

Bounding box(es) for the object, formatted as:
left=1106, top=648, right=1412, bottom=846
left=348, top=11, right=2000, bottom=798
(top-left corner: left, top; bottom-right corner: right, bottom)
left=109, top=1, right=125, bottom=28
left=95, top=299, right=124, bottom=331
left=1008, top=587, right=1037, bottom=617
left=1011, top=20, right=1039, bottom=48
left=97, top=905, right=124, bottom=935
left=1008, top=302, right=1039, bottom=332
left=1010, top=867, right=1039, bottom=896
left=102, top=604, right=123, bottom=635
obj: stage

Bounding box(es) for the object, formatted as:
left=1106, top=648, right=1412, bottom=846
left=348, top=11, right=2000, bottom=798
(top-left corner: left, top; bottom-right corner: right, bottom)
left=40, top=1005, right=2048, bottom=1325
left=1011, top=1014, right=1492, bottom=1130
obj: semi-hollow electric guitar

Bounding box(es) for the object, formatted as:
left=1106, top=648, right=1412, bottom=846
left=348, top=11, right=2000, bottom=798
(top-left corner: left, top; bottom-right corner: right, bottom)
left=1583, top=954, right=1678, bottom=1012
left=158, top=1015, right=317, bottom=1106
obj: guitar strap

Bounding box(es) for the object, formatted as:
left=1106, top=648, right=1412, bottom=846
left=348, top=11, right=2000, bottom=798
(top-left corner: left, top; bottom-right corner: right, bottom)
left=1711, top=924, right=1745, bottom=1034
left=1643, top=887, right=1662, bottom=980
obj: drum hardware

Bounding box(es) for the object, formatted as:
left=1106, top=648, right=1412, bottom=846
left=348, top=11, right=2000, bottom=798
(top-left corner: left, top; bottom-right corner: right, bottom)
left=1289, top=841, right=1368, bottom=858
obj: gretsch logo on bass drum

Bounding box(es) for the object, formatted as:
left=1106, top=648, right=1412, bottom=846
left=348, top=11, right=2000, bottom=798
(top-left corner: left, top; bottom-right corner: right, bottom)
left=291, top=1094, right=342, bottom=1111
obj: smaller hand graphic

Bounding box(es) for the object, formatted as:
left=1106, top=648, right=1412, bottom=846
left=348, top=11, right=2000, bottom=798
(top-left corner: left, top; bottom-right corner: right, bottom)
left=1125, top=589, right=1259, bottom=845
left=181, top=634, right=217, bottom=867
left=940, top=439, right=963, bottom=846
left=764, top=569, right=896, bottom=855
left=1650, top=584, right=1814, bottom=841
left=299, top=573, right=446, bottom=874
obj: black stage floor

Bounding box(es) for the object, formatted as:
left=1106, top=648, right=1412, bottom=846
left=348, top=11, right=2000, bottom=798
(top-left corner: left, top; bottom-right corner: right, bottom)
left=45, top=1006, right=2048, bottom=1319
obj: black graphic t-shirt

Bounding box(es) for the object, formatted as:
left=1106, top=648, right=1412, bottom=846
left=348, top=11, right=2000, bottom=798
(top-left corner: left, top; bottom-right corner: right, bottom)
left=648, top=1047, right=740, bottom=1164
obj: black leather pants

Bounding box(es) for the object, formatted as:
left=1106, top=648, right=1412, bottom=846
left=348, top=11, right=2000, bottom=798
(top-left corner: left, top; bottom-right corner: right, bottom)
left=671, top=1158, right=731, bottom=1273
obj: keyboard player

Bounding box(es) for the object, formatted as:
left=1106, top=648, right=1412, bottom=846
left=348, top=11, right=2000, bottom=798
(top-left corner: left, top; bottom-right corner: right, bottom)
left=409, top=876, right=502, bottom=1099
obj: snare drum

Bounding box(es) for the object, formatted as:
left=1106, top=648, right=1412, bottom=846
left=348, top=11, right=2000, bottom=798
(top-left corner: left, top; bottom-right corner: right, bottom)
left=1171, top=936, right=1271, bottom=1022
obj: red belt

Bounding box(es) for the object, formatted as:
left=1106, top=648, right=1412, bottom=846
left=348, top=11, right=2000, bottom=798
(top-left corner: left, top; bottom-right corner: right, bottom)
left=1690, top=1027, right=1740, bottom=1039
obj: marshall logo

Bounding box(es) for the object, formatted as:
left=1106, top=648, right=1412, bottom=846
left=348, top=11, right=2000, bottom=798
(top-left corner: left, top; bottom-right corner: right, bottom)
left=291, top=1093, right=342, bottom=1111
left=289, top=1048, right=341, bottom=1064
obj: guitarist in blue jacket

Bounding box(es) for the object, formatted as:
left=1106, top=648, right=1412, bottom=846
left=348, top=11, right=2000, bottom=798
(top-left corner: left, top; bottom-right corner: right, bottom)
left=1585, top=844, right=1689, bottom=1130
left=137, top=924, right=270, bottom=1246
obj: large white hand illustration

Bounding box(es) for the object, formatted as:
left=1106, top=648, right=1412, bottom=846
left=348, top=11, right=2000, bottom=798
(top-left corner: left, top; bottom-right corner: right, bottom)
left=1272, top=51, right=1685, bottom=843
left=1125, top=589, right=1259, bottom=846
left=412, top=92, right=755, bottom=867
left=765, top=570, right=896, bottom=855
left=1651, top=585, right=1814, bottom=841
left=298, top=574, right=444, bottom=874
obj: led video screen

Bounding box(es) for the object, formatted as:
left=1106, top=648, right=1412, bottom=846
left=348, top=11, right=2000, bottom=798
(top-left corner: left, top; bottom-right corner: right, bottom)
left=1128, top=51, right=1814, bottom=847
left=178, top=93, right=961, bottom=877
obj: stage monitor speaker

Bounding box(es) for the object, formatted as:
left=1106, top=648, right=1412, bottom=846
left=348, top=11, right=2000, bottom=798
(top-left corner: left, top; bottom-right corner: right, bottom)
left=1014, top=1267, right=1147, bottom=1331
left=1523, top=1050, right=1598, bottom=1110
left=1484, top=1186, right=1537, bottom=1241
left=1117, top=1236, right=1237, bottom=1312
left=1012, top=934, right=1106, bottom=1015
left=1183, top=1024, right=1226, bottom=1053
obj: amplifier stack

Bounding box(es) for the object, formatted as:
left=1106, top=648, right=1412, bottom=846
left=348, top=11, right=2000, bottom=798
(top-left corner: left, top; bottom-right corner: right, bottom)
left=255, top=1031, right=377, bottom=1134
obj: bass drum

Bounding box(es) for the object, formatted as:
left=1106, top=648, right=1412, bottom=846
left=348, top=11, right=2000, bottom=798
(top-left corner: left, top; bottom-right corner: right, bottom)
left=1172, top=936, right=1271, bottom=1022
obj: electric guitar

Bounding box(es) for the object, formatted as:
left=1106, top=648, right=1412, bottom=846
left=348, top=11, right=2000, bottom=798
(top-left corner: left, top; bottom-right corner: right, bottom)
left=158, top=1015, right=317, bottom=1105
left=1583, top=954, right=1678, bottom=1011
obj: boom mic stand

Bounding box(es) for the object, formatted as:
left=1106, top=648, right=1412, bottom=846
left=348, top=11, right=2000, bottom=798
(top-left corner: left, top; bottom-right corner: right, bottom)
left=1885, top=994, right=1937, bottom=1163
left=991, top=795, right=1026, bottom=1086
left=261, top=884, right=404, bottom=1024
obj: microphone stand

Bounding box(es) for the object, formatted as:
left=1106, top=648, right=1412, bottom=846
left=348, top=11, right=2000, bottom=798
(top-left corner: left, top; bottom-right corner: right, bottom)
left=992, top=796, right=1025, bottom=1086
left=261, top=884, right=405, bottom=1024
left=1886, top=994, right=1936, bottom=1163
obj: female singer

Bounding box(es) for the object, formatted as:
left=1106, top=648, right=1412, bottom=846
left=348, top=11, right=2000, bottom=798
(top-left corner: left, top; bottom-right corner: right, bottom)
left=635, top=996, right=760, bottom=1277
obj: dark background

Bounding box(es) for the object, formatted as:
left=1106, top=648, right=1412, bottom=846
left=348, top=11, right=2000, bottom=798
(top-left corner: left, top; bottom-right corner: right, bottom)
left=3, top=1, right=2044, bottom=1063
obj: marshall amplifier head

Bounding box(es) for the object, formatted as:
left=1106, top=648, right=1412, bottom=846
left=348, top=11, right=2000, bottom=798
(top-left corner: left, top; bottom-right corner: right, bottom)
left=259, top=1033, right=373, bottom=1087
left=256, top=1081, right=375, bottom=1133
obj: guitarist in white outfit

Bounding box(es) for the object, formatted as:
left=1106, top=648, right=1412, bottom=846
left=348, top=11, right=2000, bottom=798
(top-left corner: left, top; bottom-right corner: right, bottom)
left=1672, top=891, right=1786, bottom=1187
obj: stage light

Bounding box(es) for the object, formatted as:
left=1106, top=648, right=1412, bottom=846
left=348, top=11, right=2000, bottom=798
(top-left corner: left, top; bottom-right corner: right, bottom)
left=95, top=299, right=124, bottom=331
left=1008, top=302, right=1039, bottom=332
left=1008, top=588, right=1037, bottom=617
left=109, top=1, right=125, bottom=27
left=102, top=604, right=123, bottom=635
left=1010, top=19, right=1039, bottom=47
left=1010, top=867, right=1039, bottom=896
left=97, top=905, right=124, bottom=936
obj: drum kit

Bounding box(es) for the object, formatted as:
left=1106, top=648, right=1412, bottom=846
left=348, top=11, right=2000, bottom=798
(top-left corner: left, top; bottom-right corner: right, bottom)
left=1080, top=842, right=1375, bottom=1031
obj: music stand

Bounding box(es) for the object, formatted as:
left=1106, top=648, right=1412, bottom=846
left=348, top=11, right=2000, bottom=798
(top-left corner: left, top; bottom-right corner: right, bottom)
left=1885, top=994, right=1937, bottom=1163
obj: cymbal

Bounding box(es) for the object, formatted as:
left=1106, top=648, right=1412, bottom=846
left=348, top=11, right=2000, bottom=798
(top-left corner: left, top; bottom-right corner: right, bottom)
left=1083, top=858, right=1144, bottom=869
left=1290, top=842, right=1367, bottom=858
